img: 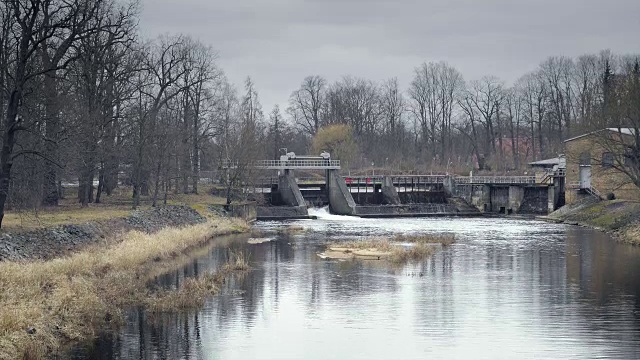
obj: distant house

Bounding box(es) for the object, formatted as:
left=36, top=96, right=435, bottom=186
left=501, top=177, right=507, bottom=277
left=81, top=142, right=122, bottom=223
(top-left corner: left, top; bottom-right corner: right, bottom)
left=528, top=156, right=566, bottom=185
left=528, top=156, right=566, bottom=172
left=564, top=128, right=640, bottom=203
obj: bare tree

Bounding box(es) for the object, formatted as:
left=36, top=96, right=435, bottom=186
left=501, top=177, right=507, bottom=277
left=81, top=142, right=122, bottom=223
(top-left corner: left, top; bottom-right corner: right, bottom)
left=131, top=35, right=190, bottom=208
left=539, top=56, right=575, bottom=144
left=0, top=0, right=110, bottom=225
left=219, top=78, right=264, bottom=206
left=460, top=76, right=504, bottom=168
left=269, top=105, right=283, bottom=160
left=288, top=75, right=326, bottom=137
left=409, top=62, right=464, bottom=165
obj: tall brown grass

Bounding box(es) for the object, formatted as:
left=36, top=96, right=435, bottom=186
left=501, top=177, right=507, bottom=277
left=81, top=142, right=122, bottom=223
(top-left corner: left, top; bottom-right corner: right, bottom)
left=388, top=243, right=436, bottom=264
left=0, top=218, right=249, bottom=360
left=326, top=233, right=455, bottom=265
left=392, top=234, right=456, bottom=246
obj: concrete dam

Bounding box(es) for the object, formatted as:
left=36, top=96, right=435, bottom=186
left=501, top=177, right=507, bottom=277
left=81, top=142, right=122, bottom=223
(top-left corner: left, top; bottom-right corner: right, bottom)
left=254, top=173, right=563, bottom=220
left=234, top=153, right=565, bottom=220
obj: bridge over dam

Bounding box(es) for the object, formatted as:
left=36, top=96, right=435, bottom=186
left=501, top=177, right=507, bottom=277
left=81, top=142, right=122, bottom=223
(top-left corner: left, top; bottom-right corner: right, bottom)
left=232, top=155, right=565, bottom=220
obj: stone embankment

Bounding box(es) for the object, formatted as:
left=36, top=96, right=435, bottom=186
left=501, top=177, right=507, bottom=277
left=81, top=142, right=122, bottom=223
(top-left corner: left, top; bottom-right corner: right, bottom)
left=0, top=205, right=206, bottom=261
left=542, top=198, right=640, bottom=245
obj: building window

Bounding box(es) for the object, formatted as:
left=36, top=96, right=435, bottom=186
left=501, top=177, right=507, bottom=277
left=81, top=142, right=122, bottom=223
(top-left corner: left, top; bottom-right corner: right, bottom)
left=579, top=152, right=591, bottom=166
left=602, top=152, right=614, bottom=168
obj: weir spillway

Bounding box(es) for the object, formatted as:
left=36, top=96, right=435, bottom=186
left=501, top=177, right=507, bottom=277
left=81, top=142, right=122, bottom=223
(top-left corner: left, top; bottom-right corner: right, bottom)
left=252, top=174, right=564, bottom=220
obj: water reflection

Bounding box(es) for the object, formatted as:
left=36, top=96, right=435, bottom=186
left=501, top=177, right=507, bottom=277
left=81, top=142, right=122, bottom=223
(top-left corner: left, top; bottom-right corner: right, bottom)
left=75, top=218, right=640, bottom=359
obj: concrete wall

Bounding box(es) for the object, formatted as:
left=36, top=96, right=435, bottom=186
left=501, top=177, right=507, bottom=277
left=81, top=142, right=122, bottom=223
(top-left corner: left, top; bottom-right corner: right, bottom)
left=256, top=206, right=308, bottom=220
left=455, top=184, right=490, bottom=212
left=508, top=186, right=525, bottom=213
left=381, top=176, right=401, bottom=205
left=300, top=189, right=328, bottom=207
left=351, top=188, right=447, bottom=205
left=278, top=171, right=306, bottom=207
left=398, top=191, right=447, bottom=204
left=489, top=186, right=509, bottom=213
left=457, top=183, right=553, bottom=214
left=520, top=186, right=552, bottom=214
left=351, top=191, right=382, bottom=205
left=328, top=170, right=357, bottom=215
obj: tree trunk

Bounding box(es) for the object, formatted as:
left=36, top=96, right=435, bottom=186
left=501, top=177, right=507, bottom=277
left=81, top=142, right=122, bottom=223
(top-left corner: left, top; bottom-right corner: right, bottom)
left=95, top=170, right=104, bottom=204
left=42, top=72, right=61, bottom=206
left=191, top=117, right=200, bottom=194
left=0, top=91, right=21, bottom=228
left=152, top=152, right=163, bottom=207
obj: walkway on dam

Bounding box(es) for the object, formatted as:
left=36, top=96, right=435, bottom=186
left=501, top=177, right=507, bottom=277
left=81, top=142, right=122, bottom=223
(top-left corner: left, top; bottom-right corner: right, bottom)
left=254, top=174, right=546, bottom=188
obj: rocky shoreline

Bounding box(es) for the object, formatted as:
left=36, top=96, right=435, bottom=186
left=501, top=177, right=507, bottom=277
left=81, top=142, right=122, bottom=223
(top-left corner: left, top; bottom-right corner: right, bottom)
left=0, top=205, right=207, bottom=262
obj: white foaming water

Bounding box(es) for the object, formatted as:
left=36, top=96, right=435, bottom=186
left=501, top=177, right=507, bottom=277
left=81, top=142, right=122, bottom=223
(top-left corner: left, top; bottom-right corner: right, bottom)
left=307, top=207, right=361, bottom=221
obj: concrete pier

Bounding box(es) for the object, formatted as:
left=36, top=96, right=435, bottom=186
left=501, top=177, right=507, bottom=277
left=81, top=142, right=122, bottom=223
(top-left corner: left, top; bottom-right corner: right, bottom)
left=328, top=170, right=357, bottom=215
left=278, top=170, right=306, bottom=208
left=381, top=176, right=401, bottom=205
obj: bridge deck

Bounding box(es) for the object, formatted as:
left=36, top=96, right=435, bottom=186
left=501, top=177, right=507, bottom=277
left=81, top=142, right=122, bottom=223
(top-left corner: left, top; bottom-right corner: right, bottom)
left=456, top=176, right=536, bottom=185
left=223, top=159, right=340, bottom=170
left=255, top=174, right=541, bottom=186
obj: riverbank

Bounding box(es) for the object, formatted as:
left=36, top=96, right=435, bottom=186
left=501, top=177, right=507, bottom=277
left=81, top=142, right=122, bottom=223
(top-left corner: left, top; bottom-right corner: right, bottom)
left=0, top=205, right=209, bottom=261
left=0, top=195, right=252, bottom=359
left=542, top=198, right=640, bottom=245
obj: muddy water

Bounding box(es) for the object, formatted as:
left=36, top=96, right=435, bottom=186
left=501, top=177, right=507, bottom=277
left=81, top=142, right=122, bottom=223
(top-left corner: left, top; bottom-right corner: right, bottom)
left=75, top=209, right=640, bottom=359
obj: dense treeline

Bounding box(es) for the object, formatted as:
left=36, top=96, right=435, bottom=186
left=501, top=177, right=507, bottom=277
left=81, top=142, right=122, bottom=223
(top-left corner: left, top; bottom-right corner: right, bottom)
left=0, top=0, right=292, bottom=225
left=289, top=52, right=640, bottom=173
left=1, top=1, right=639, bottom=226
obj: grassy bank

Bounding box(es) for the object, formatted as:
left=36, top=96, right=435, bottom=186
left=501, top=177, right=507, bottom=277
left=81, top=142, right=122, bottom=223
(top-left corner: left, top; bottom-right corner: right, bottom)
left=1, top=184, right=229, bottom=232
left=0, top=217, right=249, bottom=360
left=546, top=199, right=640, bottom=245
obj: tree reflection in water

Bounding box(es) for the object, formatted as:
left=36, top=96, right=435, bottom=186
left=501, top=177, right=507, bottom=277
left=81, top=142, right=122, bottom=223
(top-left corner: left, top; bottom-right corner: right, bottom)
left=73, top=219, right=640, bottom=359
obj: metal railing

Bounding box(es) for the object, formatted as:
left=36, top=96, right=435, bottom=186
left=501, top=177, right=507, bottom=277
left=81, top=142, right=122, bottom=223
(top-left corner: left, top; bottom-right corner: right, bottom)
left=567, top=182, right=603, bottom=199
left=456, top=176, right=537, bottom=185
left=255, top=159, right=340, bottom=169
left=222, top=159, right=341, bottom=170
left=257, top=175, right=448, bottom=186
left=256, top=177, right=324, bottom=185
left=586, top=186, right=603, bottom=199
left=388, top=175, right=447, bottom=184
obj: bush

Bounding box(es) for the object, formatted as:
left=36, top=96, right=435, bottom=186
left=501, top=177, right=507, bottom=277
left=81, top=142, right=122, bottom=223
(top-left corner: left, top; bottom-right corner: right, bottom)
left=607, top=192, right=616, bottom=201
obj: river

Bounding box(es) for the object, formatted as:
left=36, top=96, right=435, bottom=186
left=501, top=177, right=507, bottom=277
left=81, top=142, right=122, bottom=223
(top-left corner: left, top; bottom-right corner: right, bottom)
left=74, top=209, right=640, bottom=359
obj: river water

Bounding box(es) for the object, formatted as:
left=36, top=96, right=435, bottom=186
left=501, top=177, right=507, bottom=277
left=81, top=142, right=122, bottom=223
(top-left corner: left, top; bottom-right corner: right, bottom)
left=76, top=209, right=640, bottom=359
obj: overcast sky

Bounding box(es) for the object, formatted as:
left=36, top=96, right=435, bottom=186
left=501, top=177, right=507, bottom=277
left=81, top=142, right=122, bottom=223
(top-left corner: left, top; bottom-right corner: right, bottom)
left=140, top=0, right=640, bottom=114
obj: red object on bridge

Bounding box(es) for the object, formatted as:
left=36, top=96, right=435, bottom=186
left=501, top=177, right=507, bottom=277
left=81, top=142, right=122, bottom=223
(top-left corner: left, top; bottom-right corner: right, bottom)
left=345, top=177, right=352, bottom=184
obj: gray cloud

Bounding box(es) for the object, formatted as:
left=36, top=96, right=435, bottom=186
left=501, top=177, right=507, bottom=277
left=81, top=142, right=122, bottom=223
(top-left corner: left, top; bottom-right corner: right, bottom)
left=140, top=0, right=640, bottom=113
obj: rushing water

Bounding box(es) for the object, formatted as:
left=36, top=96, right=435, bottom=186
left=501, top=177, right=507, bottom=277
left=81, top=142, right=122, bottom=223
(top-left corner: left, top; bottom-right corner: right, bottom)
left=76, top=209, right=640, bottom=359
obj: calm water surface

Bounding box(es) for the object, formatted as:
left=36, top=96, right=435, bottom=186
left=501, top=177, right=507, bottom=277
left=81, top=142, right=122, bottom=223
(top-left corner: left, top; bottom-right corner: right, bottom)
left=77, top=209, right=640, bottom=359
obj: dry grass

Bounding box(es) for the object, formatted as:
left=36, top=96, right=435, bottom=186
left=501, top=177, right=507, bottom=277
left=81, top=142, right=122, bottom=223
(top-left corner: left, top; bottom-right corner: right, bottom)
left=324, top=233, right=455, bottom=264
left=146, top=269, right=246, bottom=313
left=329, top=239, right=396, bottom=252
left=392, top=234, right=456, bottom=246
left=0, top=217, right=249, bottom=360
left=2, top=206, right=133, bottom=232
left=222, top=250, right=251, bottom=272
left=1, top=184, right=230, bottom=232
left=278, top=225, right=307, bottom=235
left=147, top=273, right=222, bottom=312
left=388, top=242, right=436, bottom=264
